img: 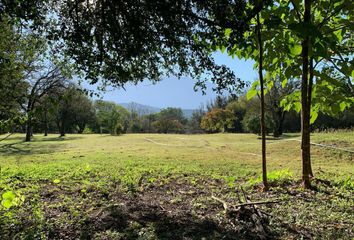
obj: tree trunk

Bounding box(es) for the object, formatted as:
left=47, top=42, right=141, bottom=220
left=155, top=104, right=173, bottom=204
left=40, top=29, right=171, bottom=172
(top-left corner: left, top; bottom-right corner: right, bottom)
left=273, top=113, right=281, bottom=138
left=301, top=0, right=312, bottom=189
left=78, top=123, right=85, bottom=134
left=279, top=111, right=285, bottom=135
left=273, top=110, right=285, bottom=137
left=60, top=117, right=66, bottom=137
left=44, top=109, right=48, bottom=136
left=25, top=117, right=32, bottom=142
left=308, top=57, right=314, bottom=178
left=257, top=13, right=268, bottom=191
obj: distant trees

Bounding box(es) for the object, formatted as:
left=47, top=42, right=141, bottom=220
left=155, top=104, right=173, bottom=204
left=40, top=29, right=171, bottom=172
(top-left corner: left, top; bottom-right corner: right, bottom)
left=0, top=16, right=71, bottom=141
left=201, top=108, right=235, bottom=133
left=265, top=78, right=300, bottom=137
left=24, top=65, right=68, bottom=141
left=152, top=108, right=186, bottom=134
left=187, top=106, right=206, bottom=133
left=94, top=100, right=129, bottom=135
left=70, top=91, right=95, bottom=134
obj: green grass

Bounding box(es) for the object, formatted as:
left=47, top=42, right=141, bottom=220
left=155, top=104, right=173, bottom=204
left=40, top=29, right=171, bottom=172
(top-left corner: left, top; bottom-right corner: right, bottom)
left=0, top=132, right=353, bottom=239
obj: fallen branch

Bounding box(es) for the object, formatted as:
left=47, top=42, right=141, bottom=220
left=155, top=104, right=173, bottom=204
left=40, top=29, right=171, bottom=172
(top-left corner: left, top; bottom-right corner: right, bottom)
left=211, top=195, right=228, bottom=212
left=240, top=187, right=268, bottom=240
left=234, top=200, right=280, bottom=208
left=211, top=195, right=279, bottom=210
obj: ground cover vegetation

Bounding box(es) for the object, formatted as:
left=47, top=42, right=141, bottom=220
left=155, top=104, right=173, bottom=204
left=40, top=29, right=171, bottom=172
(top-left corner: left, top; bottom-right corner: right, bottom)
left=0, top=133, right=353, bottom=239
left=0, top=0, right=353, bottom=238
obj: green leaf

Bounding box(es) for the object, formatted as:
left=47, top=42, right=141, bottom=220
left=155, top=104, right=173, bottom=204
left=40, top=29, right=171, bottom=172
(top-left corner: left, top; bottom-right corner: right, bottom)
left=2, top=191, right=15, bottom=200
left=282, top=79, right=288, bottom=88
left=53, top=179, right=61, bottom=184
left=220, top=45, right=226, bottom=54
left=290, top=44, right=302, bottom=56
left=293, top=102, right=301, bottom=113
left=247, top=81, right=259, bottom=100
left=310, top=111, right=318, bottom=124
left=225, top=28, right=232, bottom=37
left=247, top=88, right=257, bottom=100
left=339, top=102, right=348, bottom=111
left=1, top=199, right=13, bottom=209
left=334, top=29, right=343, bottom=42
left=1, top=191, right=16, bottom=209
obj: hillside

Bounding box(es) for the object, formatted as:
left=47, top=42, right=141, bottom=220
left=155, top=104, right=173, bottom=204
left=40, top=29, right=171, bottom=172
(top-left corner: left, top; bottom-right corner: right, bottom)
left=118, top=102, right=195, bottom=118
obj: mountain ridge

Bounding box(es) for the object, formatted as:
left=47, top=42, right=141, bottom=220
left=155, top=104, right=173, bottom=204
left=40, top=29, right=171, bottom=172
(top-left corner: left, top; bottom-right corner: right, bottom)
left=118, top=102, right=195, bottom=118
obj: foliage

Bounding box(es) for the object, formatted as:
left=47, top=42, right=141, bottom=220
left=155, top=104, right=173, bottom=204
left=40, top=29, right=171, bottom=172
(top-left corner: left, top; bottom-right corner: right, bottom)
left=114, top=123, right=124, bottom=136
left=152, top=108, right=186, bottom=134
left=0, top=17, right=30, bottom=127
left=225, top=100, right=247, bottom=132
left=255, top=0, right=354, bottom=123
left=242, top=112, right=274, bottom=135
left=47, top=0, right=255, bottom=95
left=1, top=191, right=24, bottom=210
left=200, top=108, right=235, bottom=133
left=247, top=169, right=293, bottom=187
left=187, top=106, right=206, bottom=133
left=94, top=100, right=129, bottom=135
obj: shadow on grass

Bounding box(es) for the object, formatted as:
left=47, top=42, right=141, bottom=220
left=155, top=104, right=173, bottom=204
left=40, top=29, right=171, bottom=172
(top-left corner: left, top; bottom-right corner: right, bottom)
left=37, top=135, right=83, bottom=142
left=257, top=133, right=301, bottom=141
left=0, top=141, right=63, bottom=156
left=0, top=137, right=78, bottom=156
left=74, top=201, right=258, bottom=240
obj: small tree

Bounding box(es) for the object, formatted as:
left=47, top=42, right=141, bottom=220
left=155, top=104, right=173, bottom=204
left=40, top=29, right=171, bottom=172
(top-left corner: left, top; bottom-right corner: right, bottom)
left=94, top=100, right=129, bottom=135
left=200, top=108, right=236, bottom=133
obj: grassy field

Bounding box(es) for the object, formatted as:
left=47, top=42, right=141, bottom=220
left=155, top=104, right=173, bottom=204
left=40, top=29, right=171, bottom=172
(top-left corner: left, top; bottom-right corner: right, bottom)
left=0, top=132, right=353, bottom=239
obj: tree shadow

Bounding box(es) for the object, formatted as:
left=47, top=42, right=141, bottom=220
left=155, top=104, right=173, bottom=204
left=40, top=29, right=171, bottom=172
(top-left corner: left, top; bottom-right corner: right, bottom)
left=257, top=133, right=300, bottom=141
left=0, top=141, right=62, bottom=156
left=37, top=135, right=83, bottom=142
left=281, top=133, right=300, bottom=138
left=77, top=201, right=265, bottom=240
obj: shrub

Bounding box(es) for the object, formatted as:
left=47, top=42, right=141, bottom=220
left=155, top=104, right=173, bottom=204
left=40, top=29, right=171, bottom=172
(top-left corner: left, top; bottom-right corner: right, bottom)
left=115, top=123, right=125, bottom=135
left=242, top=112, right=274, bottom=135
left=82, top=127, right=93, bottom=134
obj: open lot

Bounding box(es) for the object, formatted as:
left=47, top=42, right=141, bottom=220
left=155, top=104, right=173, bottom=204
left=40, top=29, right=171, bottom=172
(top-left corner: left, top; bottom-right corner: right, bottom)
left=0, top=132, right=353, bottom=239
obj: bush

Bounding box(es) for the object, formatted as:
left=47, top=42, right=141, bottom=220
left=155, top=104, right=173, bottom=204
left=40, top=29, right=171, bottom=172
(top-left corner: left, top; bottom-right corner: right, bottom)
left=200, top=108, right=235, bottom=133
left=82, top=127, right=93, bottom=134
left=242, top=112, right=274, bottom=135
left=130, top=123, right=142, bottom=133
left=115, top=123, right=125, bottom=135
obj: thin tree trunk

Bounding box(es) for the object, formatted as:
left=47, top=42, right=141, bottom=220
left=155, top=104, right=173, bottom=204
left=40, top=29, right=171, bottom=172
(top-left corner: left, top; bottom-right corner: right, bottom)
left=280, top=111, right=286, bottom=135
left=273, top=111, right=281, bottom=138
left=301, top=0, right=312, bottom=189
left=78, top=123, right=85, bottom=134
left=308, top=57, right=314, bottom=178
left=44, top=109, right=48, bottom=136
left=25, top=118, right=32, bottom=142
left=256, top=13, right=268, bottom=191
left=25, top=102, right=33, bottom=142
left=60, top=116, right=66, bottom=137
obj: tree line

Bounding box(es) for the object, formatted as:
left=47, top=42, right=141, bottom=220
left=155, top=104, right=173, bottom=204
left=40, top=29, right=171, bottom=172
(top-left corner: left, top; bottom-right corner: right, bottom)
left=3, top=81, right=352, bottom=138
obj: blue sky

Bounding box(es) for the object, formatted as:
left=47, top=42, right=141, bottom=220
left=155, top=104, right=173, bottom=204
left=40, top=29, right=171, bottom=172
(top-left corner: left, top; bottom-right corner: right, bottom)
left=86, top=52, right=257, bottom=109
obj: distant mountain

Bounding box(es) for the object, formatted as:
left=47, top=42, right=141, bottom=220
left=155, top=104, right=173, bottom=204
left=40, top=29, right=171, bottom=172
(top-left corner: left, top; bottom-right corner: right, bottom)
left=118, top=102, right=195, bottom=118
left=181, top=109, right=195, bottom=119
left=118, top=102, right=160, bottom=115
